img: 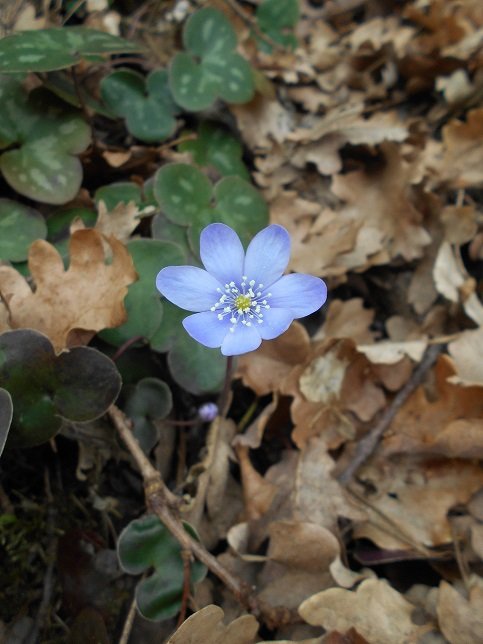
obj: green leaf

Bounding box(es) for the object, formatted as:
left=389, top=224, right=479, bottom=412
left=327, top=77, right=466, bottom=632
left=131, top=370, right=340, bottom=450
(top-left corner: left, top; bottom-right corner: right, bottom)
left=183, top=7, right=237, bottom=56
left=100, top=239, right=185, bottom=347
left=0, top=27, right=142, bottom=73
left=118, top=515, right=206, bottom=622
left=154, top=163, right=268, bottom=256
left=0, top=80, right=91, bottom=205
left=179, top=122, right=249, bottom=180
left=168, top=334, right=226, bottom=395
left=46, top=207, right=96, bottom=260
left=124, top=378, right=172, bottom=452
left=169, top=8, right=254, bottom=111
left=95, top=182, right=144, bottom=211
left=255, top=0, right=299, bottom=53
left=149, top=300, right=186, bottom=354
left=0, top=388, right=13, bottom=459
left=0, top=329, right=121, bottom=448
left=0, top=199, right=47, bottom=262
left=101, top=69, right=178, bottom=143
left=154, top=163, right=211, bottom=225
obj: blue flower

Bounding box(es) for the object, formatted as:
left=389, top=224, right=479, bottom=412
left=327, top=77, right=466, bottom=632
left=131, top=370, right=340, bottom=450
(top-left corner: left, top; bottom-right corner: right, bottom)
left=156, top=223, right=327, bottom=356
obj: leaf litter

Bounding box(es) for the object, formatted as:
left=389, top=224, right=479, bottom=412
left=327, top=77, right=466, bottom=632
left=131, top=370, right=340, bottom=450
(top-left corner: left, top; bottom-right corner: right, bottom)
left=1, top=0, right=483, bottom=642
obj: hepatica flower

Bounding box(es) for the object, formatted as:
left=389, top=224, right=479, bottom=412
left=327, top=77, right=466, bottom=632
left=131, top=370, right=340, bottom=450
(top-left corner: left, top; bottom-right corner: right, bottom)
left=156, top=223, right=327, bottom=356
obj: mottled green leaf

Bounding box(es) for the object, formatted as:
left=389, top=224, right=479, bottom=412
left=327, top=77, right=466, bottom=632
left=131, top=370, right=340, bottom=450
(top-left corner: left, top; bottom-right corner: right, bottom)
left=169, top=8, right=254, bottom=111
left=101, top=69, right=178, bottom=142
left=100, top=239, right=185, bottom=347
left=179, top=122, right=249, bottom=180
left=0, top=27, right=142, bottom=73
left=0, top=199, right=47, bottom=262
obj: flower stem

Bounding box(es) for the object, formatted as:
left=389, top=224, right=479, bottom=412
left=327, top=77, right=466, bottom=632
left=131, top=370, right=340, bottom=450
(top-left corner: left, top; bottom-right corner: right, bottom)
left=217, top=356, right=234, bottom=418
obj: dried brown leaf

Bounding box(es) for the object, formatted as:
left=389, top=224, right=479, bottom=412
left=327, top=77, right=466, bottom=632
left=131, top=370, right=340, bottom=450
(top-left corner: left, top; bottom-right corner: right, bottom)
left=0, top=229, right=137, bottom=352
left=166, top=604, right=258, bottom=644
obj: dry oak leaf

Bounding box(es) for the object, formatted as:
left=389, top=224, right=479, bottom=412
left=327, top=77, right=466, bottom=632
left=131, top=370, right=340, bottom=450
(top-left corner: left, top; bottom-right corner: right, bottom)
left=237, top=322, right=311, bottom=397
left=353, top=455, right=483, bottom=550
left=95, top=200, right=144, bottom=243
left=0, top=229, right=136, bottom=352
left=437, top=107, right=483, bottom=188
left=436, top=577, right=483, bottom=644
left=299, top=579, right=424, bottom=644
left=313, top=299, right=376, bottom=345
left=448, top=327, right=483, bottom=386
left=433, top=241, right=483, bottom=326
left=329, top=143, right=431, bottom=269
left=166, top=604, right=258, bottom=644
left=282, top=339, right=387, bottom=449
left=380, top=355, right=483, bottom=460
left=269, top=191, right=357, bottom=278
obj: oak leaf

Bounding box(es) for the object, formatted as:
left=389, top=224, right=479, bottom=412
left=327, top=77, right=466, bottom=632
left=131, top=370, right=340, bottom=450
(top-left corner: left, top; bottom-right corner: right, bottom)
left=0, top=229, right=137, bottom=352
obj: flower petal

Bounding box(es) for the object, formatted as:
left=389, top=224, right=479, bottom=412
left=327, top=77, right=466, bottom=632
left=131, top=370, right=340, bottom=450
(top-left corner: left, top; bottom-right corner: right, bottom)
left=268, top=274, right=327, bottom=317
left=182, top=311, right=230, bottom=348
left=258, top=307, right=294, bottom=340
left=200, top=223, right=245, bottom=285
left=156, top=266, right=222, bottom=312
left=221, top=323, right=262, bottom=356
left=243, top=225, right=290, bottom=287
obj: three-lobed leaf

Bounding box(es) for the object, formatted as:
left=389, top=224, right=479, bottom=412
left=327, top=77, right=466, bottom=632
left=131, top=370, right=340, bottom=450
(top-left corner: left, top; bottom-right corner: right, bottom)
left=0, top=329, right=121, bottom=448
left=169, top=8, right=254, bottom=111
left=118, top=514, right=207, bottom=621
left=124, top=378, right=173, bottom=452
left=101, top=69, right=178, bottom=143
left=0, top=199, right=47, bottom=262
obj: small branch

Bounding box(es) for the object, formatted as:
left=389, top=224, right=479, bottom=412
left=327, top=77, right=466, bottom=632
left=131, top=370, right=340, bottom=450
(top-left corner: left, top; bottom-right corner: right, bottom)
left=338, top=344, right=443, bottom=485
left=112, top=336, right=146, bottom=362
left=108, top=405, right=258, bottom=612
left=177, top=550, right=192, bottom=627
left=118, top=594, right=138, bottom=644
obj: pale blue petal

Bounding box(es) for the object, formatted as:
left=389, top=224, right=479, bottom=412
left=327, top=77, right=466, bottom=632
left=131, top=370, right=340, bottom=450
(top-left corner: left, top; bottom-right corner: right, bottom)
left=221, top=323, right=262, bottom=356
left=156, top=266, right=222, bottom=312
left=200, top=223, right=244, bottom=285
left=267, top=274, right=327, bottom=317
left=243, top=225, right=290, bottom=287
left=182, top=311, right=230, bottom=348
left=258, top=307, right=294, bottom=340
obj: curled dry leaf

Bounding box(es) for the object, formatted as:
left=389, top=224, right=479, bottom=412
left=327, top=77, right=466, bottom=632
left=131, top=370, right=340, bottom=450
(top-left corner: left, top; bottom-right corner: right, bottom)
left=0, top=229, right=137, bottom=352
left=448, top=327, right=483, bottom=386
left=299, top=579, right=426, bottom=644
left=95, top=200, right=143, bottom=243
left=436, top=577, right=483, bottom=644
left=433, top=241, right=483, bottom=326
left=166, top=604, right=258, bottom=644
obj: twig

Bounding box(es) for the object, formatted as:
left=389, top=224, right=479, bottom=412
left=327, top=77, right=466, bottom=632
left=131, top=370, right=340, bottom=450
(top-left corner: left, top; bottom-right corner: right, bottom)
left=112, top=336, right=146, bottom=362
left=177, top=550, right=192, bottom=627
left=338, top=344, right=443, bottom=485
left=25, top=470, right=58, bottom=644
left=108, top=405, right=257, bottom=611
left=118, top=593, right=138, bottom=644
left=222, top=0, right=287, bottom=52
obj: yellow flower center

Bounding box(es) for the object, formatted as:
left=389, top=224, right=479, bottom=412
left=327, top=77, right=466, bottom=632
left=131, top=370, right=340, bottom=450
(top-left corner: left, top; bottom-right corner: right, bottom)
left=235, top=294, right=252, bottom=312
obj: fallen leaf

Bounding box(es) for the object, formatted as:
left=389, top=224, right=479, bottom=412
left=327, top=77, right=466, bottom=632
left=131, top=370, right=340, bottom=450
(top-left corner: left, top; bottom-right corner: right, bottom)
left=166, top=604, right=259, bottom=644
left=299, top=578, right=425, bottom=644
left=436, top=578, right=483, bottom=644
left=95, top=200, right=143, bottom=243
left=0, top=229, right=136, bottom=352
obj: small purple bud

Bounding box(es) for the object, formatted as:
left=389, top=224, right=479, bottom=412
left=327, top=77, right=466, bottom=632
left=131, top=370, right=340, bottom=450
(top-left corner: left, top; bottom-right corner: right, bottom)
left=198, top=402, right=218, bottom=422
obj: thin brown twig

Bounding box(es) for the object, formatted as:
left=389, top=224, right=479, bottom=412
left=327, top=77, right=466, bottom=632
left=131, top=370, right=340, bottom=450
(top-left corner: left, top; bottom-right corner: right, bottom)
left=177, top=550, right=192, bottom=627
left=118, top=593, right=138, bottom=644
left=338, top=344, right=444, bottom=485
left=217, top=356, right=234, bottom=418
left=108, top=405, right=256, bottom=610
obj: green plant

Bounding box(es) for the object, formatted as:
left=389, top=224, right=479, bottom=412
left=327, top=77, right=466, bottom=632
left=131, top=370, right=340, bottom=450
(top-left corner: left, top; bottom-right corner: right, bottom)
left=169, top=8, right=254, bottom=111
